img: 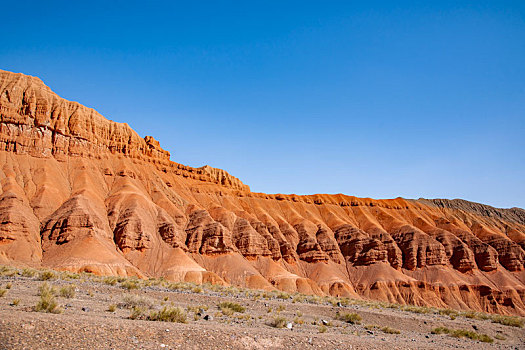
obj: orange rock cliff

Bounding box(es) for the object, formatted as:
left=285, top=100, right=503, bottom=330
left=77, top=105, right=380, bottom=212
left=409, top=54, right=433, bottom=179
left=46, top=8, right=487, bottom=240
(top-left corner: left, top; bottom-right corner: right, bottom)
left=0, top=69, right=524, bottom=315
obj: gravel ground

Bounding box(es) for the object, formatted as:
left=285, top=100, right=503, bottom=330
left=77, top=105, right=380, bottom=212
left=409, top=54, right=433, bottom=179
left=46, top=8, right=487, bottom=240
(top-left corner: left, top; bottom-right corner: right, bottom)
left=0, top=274, right=523, bottom=350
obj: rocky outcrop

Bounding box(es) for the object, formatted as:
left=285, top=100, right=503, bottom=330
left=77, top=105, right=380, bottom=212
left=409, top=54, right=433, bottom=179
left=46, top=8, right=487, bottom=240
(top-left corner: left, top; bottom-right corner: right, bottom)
left=0, top=69, right=524, bottom=315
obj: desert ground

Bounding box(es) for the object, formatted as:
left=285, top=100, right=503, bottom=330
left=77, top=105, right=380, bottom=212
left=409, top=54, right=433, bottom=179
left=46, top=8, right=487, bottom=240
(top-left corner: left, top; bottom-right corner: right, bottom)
left=0, top=266, right=523, bottom=350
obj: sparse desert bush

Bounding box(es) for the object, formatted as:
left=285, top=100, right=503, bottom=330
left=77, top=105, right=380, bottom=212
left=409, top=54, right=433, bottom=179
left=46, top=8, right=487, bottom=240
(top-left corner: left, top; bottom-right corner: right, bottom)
left=439, top=308, right=459, bottom=319
left=277, top=305, right=286, bottom=312
left=491, top=315, right=524, bottom=328
left=236, top=314, right=251, bottom=321
left=276, top=292, right=290, bottom=300
left=192, top=286, right=203, bottom=293
left=494, top=334, right=506, bottom=340
left=59, top=285, right=76, bottom=298
left=293, top=317, right=304, bottom=325
left=187, top=305, right=209, bottom=314
left=431, top=326, right=451, bottom=335
left=5, top=282, right=12, bottom=289
left=269, top=316, right=288, bottom=328
left=462, top=311, right=489, bottom=320
left=35, top=283, right=60, bottom=314
left=38, top=282, right=57, bottom=297
left=0, top=289, right=7, bottom=297
left=168, top=281, right=198, bottom=292
left=401, top=305, right=431, bottom=314
left=39, top=271, right=56, bottom=281
left=21, top=268, right=37, bottom=277
left=120, top=294, right=155, bottom=309
left=319, top=325, right=327, bottom=333
left=107, top=304, right=116, bottom=312
left=381, top=326, right=400, bottom=334
left=120, top=279, right=140, bottom=290
left=103, top=276, right=118, bottom=286
left=149, top=306, right=187, bottom=323
left=431, top=327, right=493, bottom=343
left=452, top=329, right=493, bottom=343
left=62, top=272, right=80, bottom=280
left=129, top=306, right=146, bottom=320
left=292, top=295, right=306, bottom=303
left=0, top=266, right=16, bottom=276
left=34, top=294, right=60, bottom=313
left=218, top=302, right=245, bottom=315
left=11, top=299, right=20, bottom=306
left=336, top=312, right=362, bottom=324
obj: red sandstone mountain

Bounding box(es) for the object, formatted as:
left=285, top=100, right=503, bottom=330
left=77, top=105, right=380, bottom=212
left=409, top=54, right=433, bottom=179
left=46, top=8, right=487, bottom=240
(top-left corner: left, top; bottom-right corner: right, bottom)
left=0, top=69, right=524, bottom=315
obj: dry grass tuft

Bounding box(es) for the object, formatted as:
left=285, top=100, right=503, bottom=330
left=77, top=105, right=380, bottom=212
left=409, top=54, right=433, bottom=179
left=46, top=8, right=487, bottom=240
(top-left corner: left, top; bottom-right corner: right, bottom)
left=336, top=311, right=362, bottom=324
left=59, top=285, right=76, bottom=298
left=34, top=283, right=60, bottom=314
left=119, top=294, right=155, bottom=309
left=431, top=327, right=493, bottom=343
left=38, top=271, right=56, bottom=281
left=218, top=301, right=245, bottom=315
left=269, top=316, right=288, bottom=328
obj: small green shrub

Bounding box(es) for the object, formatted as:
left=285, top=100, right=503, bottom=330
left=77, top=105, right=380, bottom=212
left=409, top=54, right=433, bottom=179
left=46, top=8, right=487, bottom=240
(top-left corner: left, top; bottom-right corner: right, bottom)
left=319, top=325, right=327, bottom=333
left=149, top=306, right=187, bottom=323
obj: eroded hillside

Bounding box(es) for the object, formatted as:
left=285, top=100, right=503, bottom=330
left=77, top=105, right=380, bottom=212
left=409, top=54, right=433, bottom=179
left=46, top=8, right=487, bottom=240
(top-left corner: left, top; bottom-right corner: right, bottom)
left=0, top=69, right=524, bottom=315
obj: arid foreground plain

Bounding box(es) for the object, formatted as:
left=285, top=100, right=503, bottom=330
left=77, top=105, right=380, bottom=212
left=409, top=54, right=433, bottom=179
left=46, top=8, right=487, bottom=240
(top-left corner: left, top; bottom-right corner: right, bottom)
left=0, top=266, right=524, bottom=349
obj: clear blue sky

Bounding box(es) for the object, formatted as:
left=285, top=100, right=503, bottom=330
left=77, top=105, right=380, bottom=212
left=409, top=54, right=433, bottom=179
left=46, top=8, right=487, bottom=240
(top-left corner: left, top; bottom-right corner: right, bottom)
left=2, top=1, right=524, bottom=208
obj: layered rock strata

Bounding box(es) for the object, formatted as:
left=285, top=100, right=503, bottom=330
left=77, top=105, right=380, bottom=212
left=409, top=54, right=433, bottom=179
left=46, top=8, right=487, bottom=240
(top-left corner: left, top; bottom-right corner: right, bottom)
left=1, top=70, right=524, bottom=315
